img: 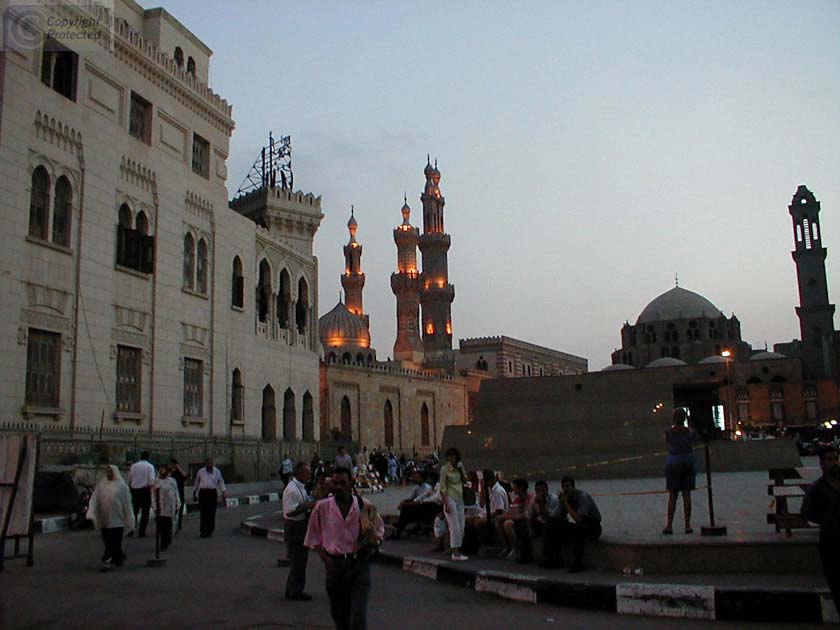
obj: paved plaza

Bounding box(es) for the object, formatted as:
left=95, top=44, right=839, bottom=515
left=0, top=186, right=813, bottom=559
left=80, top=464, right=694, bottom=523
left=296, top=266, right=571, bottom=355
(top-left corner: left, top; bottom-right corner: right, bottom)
left=363, top=458, right=822, bottom=540
left=0, top=502, right=827, bottom=630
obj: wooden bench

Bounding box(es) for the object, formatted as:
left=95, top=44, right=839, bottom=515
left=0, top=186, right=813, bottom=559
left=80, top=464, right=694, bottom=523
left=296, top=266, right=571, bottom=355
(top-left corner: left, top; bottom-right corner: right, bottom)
left=766, top=468, right=816, bottom=538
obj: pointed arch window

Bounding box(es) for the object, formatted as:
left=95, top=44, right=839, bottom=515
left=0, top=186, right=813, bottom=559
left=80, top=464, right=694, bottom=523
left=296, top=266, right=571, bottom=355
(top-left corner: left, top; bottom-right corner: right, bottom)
left=420, top=403, right=430, bottom=446
left=174, top=47, right=184, bottom=69
left=29, top=166, right=50, bottom=240
left=52, top=175, right=72, bottom=246
left=116, top=203, right=132, bottom=266
left=384, top=400, right=394, bottom=447
left=340, top=395, right=352, bottom=440
left=186, top=56, right=196, bottom=76
left=257, top=259, right=271, bottom=323
left=283, top=388, right=296, bottom=440
left=232, top=256, right=244, bottom=308
left=302, top=391, right=315, bottom=441
left=183, top=233, right=195, bottom=290
left=296, top=277, right=309, bottom=334
left=231, top=368, right=243, bottom=424
left=277, top=269, right=290, bottom=328
left=196, top=238, right=208, bottom=294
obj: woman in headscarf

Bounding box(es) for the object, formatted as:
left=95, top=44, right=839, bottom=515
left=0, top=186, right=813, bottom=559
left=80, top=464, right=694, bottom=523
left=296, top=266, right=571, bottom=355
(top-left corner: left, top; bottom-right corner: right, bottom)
left=87, top=464, right=135, bottom=571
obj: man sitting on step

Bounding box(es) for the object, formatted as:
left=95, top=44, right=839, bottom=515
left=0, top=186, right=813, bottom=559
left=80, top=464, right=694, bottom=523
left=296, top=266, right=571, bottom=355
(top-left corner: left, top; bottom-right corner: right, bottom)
left=391, top=470, right=437, bottom=539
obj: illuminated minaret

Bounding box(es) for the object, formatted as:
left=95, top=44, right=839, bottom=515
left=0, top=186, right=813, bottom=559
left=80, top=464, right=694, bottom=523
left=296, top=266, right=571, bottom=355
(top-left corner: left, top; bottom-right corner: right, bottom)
left=789, top=185, right=835, bottom=378
left=391, top=196, right=424, bottom=366
left=341, top=207, right=368, bottom=326
left=418, top=157, right=455, bottom=363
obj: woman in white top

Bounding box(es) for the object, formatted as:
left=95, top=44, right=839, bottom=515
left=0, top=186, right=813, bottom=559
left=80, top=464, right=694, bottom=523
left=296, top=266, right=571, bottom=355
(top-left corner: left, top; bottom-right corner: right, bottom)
left=87, top=465, right=135, bottom=571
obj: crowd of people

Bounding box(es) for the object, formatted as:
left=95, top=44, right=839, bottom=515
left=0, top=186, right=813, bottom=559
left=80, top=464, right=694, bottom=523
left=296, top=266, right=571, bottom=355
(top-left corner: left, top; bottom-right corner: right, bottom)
left=390, top=447, right=602, bottom=571
left=87, top=452, right=225, bottom=571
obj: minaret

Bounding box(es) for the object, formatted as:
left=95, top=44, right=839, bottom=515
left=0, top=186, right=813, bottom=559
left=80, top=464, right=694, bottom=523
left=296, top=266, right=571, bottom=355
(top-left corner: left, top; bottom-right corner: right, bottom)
left=418, top=157, right=455, bottom=365
left=391, top=196, right=424, bottom=366
left=789, top=185, right=835, bottom=378
left=341, top=207, right=368, bottom=326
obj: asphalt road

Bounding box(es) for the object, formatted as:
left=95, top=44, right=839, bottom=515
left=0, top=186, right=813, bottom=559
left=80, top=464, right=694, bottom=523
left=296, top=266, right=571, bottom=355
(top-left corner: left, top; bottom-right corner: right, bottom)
left=0, top=504, right=824, bottom=629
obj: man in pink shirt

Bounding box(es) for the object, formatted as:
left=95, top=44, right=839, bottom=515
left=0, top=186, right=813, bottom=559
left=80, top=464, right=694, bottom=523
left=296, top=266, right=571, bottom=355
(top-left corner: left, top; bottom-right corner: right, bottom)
left=305, top=467, right=384, bottom=630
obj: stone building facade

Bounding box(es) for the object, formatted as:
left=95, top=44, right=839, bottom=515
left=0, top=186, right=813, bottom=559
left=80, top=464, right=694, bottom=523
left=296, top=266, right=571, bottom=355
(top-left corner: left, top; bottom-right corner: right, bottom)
left=456, top=336, right=587, bottom=378
left=0, top=1, right=322, bottom=449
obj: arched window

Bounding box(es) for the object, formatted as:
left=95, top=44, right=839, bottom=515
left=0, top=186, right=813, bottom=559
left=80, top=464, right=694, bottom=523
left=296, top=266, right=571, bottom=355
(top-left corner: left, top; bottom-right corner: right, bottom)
left=116, top=203, right=132, bottom=266
left=356, top=353, right=364, bottom=365
left=803, top=218, right=812, bottom=249
left=196, top=238, right=208, bottom=294
left=277, top=269, right=290, bottom=328
left=231, top=256, right=244, bottom=308
left=813, top=222, right=820, bottom=241
left=302, top=391, right=314, bottom=441
left=342, top=353, right=351, bottom=364
left=52, top=175, right=72, bottom=246
left=257, top=259, right=271, bottom=322
left=795, top=224, right=803, bottom=243
left=183, top=233, right=195, bottom=289
left=135, top=211, right=148, bottom=236
left=340, top=395, right=352, bottom=440
left=327, top=352, right=337, bottom=363
left=29, top=166, right=50, bottom=240
left=186, top=56, right=196, bottom=75
left=174, top=46, right=184, bottom=69
left=296, top=277, right=309, bottom=333
left=231, top=368, right=243, bottom=423
left=384, top=400, right=394, bottom=447
left=261, top=385, right=276, bottom=441
left=420, top=403, right=430, bottom=447
left=283, top=388, right=296, bottom=440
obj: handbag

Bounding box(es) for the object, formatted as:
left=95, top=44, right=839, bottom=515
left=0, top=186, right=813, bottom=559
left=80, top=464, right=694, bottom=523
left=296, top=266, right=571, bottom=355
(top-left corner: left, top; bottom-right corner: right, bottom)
left=355, top=494, right=381, bottom=550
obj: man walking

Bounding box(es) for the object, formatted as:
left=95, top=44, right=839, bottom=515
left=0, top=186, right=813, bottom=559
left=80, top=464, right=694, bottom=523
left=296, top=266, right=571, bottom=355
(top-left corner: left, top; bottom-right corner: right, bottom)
left=128, top=451, right=155, bottom=537
left=283, top=462, right=316, bottom=601
left=154, top=464, right=181, bottom=551
left=305, top=467, right=384, bottom=630
left=193, top=457, right=226, bottom=538
left=334, top=446, right=353, bottom=475
left=169, top=458, right=188, bottom=531
left=801, top=446, right=840, bottom=615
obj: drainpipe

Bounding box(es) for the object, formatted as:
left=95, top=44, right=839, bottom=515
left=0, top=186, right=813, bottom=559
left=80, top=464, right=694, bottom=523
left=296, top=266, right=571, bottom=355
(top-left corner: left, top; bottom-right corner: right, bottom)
left=148, top=176, right=159, bottom=433
left=69, top=140, right=85, bottom=432
left=208, top=216, right=216, bottom=437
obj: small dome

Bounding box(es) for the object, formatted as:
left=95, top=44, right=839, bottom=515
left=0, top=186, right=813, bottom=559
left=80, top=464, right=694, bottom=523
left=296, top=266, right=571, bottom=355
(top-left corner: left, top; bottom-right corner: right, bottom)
left=602, top=363, right=635, bottom=371
left=319, top=302, right=370, bottom=350
left=750, top=351, right=786, bottom=361
left=699, top=355, right=733, bottom=365
left=646, top=357, right=688, bottom=368
left=401, top=198, right=411, bottom=223
left=424, top=158, right=435, bottom=178
left=637, top=286, right=723, bottom=324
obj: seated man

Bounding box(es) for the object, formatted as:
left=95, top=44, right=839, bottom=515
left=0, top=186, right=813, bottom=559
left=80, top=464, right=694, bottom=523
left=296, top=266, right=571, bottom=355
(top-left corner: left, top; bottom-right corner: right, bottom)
left=555, top=476, right=602, bottom=573
left=392, top=471, right=436, bottom=539
left=495, top=478, right=532, bottom=562
left=527, top=480, right=563, bottom=567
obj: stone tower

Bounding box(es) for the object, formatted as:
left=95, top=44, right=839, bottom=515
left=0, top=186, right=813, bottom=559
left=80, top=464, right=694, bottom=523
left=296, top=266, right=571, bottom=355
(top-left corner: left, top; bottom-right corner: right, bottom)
left=789, top=185, right=835, bottom=378
left=341, top=207, right=368, bottom=326
left=418, top=157, right=455, bottom=366
left=391, top=196, right=424, bottom=366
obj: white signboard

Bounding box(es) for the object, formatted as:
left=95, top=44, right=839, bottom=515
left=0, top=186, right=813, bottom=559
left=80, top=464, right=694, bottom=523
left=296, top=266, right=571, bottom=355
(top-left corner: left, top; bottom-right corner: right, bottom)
left=0, top=434, right=37, bottom=537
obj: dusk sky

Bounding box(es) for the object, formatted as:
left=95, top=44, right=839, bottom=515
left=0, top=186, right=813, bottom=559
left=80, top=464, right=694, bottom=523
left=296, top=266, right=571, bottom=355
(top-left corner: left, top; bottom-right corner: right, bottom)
left=162, top=0, right=839, bottom=369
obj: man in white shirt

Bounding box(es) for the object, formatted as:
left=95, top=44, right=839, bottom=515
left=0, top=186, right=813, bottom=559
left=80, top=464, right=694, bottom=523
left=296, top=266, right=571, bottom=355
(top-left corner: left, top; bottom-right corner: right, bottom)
left=334, top=446, right=353, bottom=474
left=282, top=462, right=315, bottom=601
left=485, top=470, right=510, bottom=517
left=154, top=464, right=182, bottom=551
left=392, top=470, right=435, bottom=540
left=192, top=457, right=226, bottom=538
left=128, top=451, right=155, bottom=537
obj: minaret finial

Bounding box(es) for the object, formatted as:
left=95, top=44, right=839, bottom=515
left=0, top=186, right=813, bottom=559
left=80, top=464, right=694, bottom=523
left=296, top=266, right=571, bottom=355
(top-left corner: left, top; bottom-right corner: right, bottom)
left=675, top=273, right=679, bottom=288
left=404, top=192, right=407, bottom=204
left=427, top=153, right=430, bottom=163
left=434, top=158, right=437, bottom=169
left=351, top=204, right=354, bottom=217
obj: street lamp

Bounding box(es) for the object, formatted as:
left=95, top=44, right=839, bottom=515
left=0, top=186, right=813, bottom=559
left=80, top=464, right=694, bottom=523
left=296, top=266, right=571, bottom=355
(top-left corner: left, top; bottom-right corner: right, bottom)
left=701, top=349, right=731, bottom=537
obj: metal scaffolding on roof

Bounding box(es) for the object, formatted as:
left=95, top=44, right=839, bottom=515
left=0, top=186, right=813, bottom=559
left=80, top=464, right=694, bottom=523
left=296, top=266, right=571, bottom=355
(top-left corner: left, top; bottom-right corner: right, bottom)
left=236, top=132, right=293, bottom=196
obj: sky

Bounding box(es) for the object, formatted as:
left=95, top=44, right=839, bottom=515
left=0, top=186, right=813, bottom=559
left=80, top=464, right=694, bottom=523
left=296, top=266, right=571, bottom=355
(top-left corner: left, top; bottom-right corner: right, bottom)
left=160, top=0, right=840, bottom=369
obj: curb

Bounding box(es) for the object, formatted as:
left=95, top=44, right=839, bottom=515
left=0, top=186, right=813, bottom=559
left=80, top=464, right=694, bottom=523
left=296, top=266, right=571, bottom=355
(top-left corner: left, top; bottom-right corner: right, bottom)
left=382, top=549, right=838, bottom=624
left=238, top=520, right=838, bottom=624
left=34, top=492, right=283, bottom=535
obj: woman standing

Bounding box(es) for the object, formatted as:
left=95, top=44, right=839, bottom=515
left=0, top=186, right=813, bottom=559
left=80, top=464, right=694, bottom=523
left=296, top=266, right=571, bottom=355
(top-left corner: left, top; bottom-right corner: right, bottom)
left=663, top=408, right=698, bottom=535
left=87, top=465, right=135, bottom=571
left=440, top=447, right=469, bottom=561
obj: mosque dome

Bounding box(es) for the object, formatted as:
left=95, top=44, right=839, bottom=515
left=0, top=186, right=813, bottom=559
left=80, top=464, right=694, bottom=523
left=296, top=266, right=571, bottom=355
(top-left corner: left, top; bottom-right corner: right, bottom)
left=347, top=212, right=358, bottom=230
left=319, top=301, right=370, bottom=349
left=637, top=287, right=723, bottom=324
left=401, top=199, right=411, bottom=223
left=602, top=363, right=635, bottom=371
left=750, top=351, right=786, bottom=361
left=698, top=355, right=733, bottom=365
left=424, top=159, right=435, bottom=178
left=645, top=357, right=688, bottom=368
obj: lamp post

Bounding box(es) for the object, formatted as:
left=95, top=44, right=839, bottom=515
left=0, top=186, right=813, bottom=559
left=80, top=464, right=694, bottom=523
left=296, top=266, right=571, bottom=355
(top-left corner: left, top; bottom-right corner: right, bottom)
left=701, top=350, right=730, bottom=537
